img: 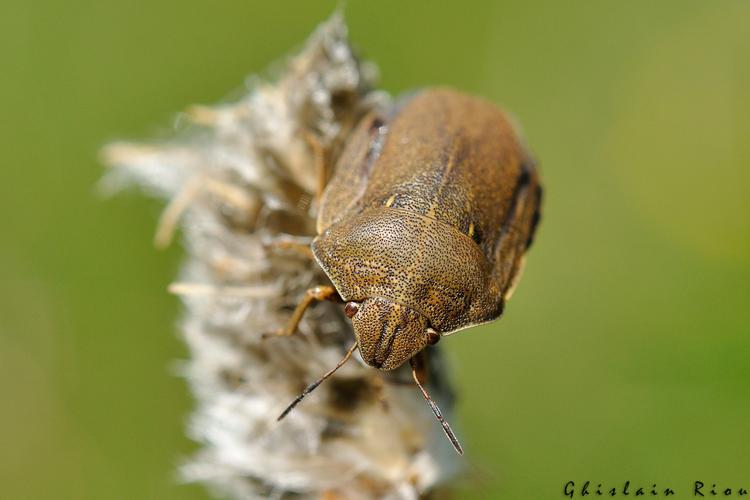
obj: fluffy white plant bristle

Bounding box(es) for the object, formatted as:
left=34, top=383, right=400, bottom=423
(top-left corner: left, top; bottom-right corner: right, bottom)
left=102, top=14, right=462, bottom=500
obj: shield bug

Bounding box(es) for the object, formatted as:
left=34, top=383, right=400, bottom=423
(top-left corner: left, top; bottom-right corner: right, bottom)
left=276, top=88, right=542, bottom=454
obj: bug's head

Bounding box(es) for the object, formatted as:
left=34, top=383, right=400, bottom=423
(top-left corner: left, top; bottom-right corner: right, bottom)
left=344, top=297, right=439, bottom=370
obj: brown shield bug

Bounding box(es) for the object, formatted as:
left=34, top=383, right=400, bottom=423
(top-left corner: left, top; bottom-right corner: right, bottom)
left=276, top=88, right=542, bottom=454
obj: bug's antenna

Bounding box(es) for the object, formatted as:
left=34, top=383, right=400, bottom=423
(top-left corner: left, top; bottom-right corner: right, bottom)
left=410, top=357, right=464, bottom=455
left=277, top=342, right=358, bottom=421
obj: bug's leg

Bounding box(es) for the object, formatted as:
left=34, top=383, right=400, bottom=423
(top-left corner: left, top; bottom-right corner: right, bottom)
left=268, top=285, right=341, bottom=338
left=410, top=352, right=464, bottom=455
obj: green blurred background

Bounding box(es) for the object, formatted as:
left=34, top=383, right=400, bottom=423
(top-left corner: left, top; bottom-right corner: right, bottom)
left=2, top=1, right=749, bottom=499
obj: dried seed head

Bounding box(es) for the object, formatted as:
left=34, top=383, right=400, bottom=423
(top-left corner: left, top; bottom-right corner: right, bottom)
left=102, top=13, right=462, bottom=500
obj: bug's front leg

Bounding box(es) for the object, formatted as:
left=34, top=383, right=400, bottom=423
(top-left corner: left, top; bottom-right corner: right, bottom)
left=268, top=285, right=342, bottom=337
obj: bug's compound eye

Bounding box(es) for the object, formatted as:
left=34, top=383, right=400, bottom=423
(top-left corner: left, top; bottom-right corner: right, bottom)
left=426, top=327, right=440, bottom=345
left=344, top=301, right=360, bottom=318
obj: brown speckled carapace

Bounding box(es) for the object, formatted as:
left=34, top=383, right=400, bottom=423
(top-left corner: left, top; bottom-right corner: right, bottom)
left=278, top=88, right=541, bottom=453
left=314, top=88, right=542, bottom=370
